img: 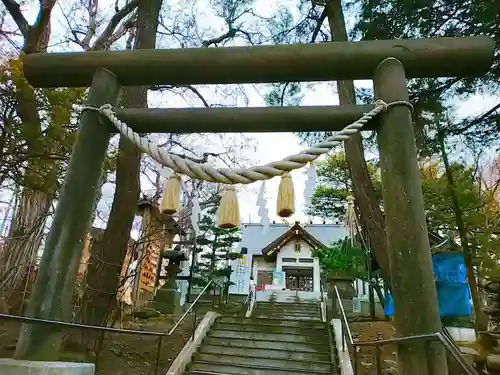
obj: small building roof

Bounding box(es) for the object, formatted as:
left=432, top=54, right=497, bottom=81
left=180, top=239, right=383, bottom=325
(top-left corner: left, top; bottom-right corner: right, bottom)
left=262, top=222, right=326, bottom=260
left=238, top=222, right=347, bottom=257
left=428, top=231, right=459, bottom=252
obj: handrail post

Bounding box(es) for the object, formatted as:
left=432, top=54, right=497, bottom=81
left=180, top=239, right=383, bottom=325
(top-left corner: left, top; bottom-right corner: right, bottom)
left=95, top=330, right=106, bottom=370
left=154, top=336, right=163, bottom=375
left=191, top=307, right=196, bottom=340
left=340, top=322, right=346, bottom=352
left=375, top=345, right=382, bottom=375
left=212, top=283, right=216, bottom=308
left=353, top=345, right=357, bottom=375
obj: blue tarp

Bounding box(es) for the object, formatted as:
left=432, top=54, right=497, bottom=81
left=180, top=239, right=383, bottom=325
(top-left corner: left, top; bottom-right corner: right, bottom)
left=384, top=252, right=471, bottom=317
left=432, top=252, right=467, bottom=284
left=384, top=293, right=394, bottom=316
left=436, top=282, right=471, bottom=317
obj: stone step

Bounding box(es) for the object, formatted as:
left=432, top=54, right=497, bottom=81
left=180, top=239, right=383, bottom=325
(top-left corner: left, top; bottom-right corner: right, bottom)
left=257, top=302, right=319, bottom=310
left=254, top=308, right=321, bottom=317
left=209, top=329, right=329, bottom=343
left=339, top=299, right=354, bottom=312
left=253, top=313, right=322, bottom=321
left=213, top=322, right=328, bottom=336
left=189, top=361, right=331, bottom=375
left=199, top=344, right=331, bottom=362
left=217, top=316, right=326, bottom=329
left=193, top=353, right=332, bottom=373
left=203, top=337, right=329, bottom=353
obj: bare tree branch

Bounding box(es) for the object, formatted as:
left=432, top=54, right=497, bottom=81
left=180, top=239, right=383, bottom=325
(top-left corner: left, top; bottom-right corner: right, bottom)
left=201, top=27, right=237, bottom=47
left=91, top=0, right=139, bottom=50
left=310, top=6, right=327, bottom=43
left=80, top=0, right=99, bottom=49
left=105, top=15, right=136, bottom=48
left=1, top=0, right=29, bottom=37
left=453, top=101, right=500, bottom=135
left=183, top=85, right=210, bottom=107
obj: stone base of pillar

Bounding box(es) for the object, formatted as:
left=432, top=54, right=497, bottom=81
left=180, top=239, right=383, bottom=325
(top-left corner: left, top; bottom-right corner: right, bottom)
left=0, top=359, right=95, bottom=375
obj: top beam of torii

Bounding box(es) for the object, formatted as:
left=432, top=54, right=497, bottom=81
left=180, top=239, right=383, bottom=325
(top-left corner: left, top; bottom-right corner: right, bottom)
left=22, top=36, right=494, bottom=88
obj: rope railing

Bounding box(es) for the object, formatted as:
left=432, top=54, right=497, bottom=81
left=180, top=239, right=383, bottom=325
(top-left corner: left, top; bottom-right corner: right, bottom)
left=75, top=100, right=414, bottom=184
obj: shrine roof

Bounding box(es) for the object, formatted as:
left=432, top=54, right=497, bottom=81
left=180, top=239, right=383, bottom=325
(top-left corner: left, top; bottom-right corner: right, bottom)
left=237, top=222, right=346, bottom=257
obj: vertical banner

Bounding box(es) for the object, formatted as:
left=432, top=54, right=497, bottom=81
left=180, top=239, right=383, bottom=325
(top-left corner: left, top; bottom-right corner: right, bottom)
left=271, top=271, right=286, bottom=289
left=229, top=254, right=252, bottom=295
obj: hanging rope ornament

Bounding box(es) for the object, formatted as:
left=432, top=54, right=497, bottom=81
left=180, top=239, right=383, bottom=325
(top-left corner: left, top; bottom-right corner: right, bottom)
left=74, top=100, right=413, bottom=184
left=191, top=196, right=201, bottom=235
left=345, top=195, right=357, bottom=244
left=303, top=162, right=317, bottom=217
left=74, top=100, right=413, bottom=227
left=216, top=186, right=240, bottom=229
left=277, top=172, right=295, bottom=218
left=257, top=181, right=271, bottom=233
left=160, top=173, right=181, bottom=214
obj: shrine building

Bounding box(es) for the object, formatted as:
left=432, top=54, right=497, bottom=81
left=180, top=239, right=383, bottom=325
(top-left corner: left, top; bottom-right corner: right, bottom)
left=229, top=221, right=346, bottom=302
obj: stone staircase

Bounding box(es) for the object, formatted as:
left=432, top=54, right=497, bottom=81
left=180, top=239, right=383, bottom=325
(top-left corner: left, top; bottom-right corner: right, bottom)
left=184, top=300, right=339, bottom=375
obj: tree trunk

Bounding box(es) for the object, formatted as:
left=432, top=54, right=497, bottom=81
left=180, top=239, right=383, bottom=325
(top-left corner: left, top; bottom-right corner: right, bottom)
left=0, top=190, right=51, bottom=313
left=0, top=1, right=57, bottom=314
left=325, top=0, right=390, bottom=283
left=82, top=0, right=163, bottom=349
left=437, top=127, right=492, bottom=348
left=480, top=277, right=500, bottom=333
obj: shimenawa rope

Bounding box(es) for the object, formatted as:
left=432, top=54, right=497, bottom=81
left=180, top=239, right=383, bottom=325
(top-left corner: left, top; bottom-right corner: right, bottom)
left=74, top=100, right=413, bottom=185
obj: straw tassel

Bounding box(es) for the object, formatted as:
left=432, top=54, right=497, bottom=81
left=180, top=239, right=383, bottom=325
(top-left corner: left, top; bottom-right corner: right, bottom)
left=216, top=186, right=240, bottom=229
left=160, top=173, right=181, bottom=215
left=277, top=172, right=295, bottom=218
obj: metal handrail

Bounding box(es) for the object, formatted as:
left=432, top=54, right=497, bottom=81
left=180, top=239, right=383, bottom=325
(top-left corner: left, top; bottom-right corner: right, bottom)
left=0, top=313, right=167, bottom=337
left=334, top=285, right=354, bottom=345
left=0, top=278, right=223, bottom=375
left=0, top=312, right=167, bottom=375
left=332, top=285, right=477, bottom=375
left=244, top=287, right=252, bottom=305
left=168, top=279, right=221, bottom=335
left=244, top=283, right=258, bottom=317
left=321, top=279, right=340, bottom=374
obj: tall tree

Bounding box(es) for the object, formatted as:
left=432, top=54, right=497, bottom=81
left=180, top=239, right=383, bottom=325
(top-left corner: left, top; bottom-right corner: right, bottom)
left=420, top=154, right=499, bottom=344
left=0, top=0, right=58, bottom=313
left=326, top=0, right=390, bottom=283
left=0, top=0, right=138, bottom=313
left=353, top=0, right=500, bottom=150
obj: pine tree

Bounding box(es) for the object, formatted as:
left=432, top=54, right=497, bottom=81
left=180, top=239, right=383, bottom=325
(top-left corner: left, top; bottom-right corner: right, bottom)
left=192, top=204, right=241, bottom=295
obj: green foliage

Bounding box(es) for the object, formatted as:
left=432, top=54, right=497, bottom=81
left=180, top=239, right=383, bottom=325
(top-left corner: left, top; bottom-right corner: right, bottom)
left=307, top=151, right=381, bottom=220
left=353, top=0, right=500, bottom=149
left=420, top=160, right=500, bottom=277
left=312, top=237, right=368, bottom=279
left=310, top=148, right=500, bottom=277
left=193, top=201, right=242, bottom=287
left=264, top=82, right=303, bottom=107
left=0, top=59, right=87, bottom=192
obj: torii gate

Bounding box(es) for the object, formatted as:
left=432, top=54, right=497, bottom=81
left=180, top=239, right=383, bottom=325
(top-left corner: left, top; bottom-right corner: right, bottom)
left=17, top=36, right=495, bottom=375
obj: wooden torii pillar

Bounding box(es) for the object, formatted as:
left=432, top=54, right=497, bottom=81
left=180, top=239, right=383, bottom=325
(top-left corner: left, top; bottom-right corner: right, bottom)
left=17, top=36, right=495, bottom=375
